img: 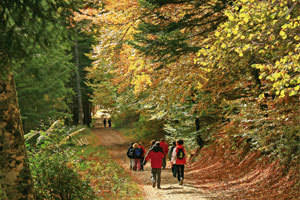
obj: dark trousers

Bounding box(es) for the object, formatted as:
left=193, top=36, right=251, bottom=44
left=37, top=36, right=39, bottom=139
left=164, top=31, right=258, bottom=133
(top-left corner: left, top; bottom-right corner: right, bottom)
left=162, top=156, right=166, bottom=169
left=151, top=168, right=161, bottom=187
left=140, top=157, right=144, bottom=170
left=172, top=164, right=177, bottom=177
left=177, top=165, right=184, bottom=181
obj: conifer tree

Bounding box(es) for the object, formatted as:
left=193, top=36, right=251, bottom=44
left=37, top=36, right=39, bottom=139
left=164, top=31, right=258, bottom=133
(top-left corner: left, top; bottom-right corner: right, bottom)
left=0, top=1, right=83, bottom=199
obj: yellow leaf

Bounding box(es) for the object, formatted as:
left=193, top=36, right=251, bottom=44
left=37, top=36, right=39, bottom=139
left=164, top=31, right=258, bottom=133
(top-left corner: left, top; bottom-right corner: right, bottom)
left=280, top=31, right=287, bottom=39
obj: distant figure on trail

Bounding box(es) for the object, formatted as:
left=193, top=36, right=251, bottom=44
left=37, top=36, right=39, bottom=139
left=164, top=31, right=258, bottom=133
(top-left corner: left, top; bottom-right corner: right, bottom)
left=108, top=118, right=112, bottom=127
left=103, top=118, right=107, bottom=128
left=143, top=142, right=165, bottom=189
left=127, top=142, right=135, bottom=170
left=168, top=141, right=177, bottom=177
left=133, top=143, right=143, bottom=171
left=171, top=139, right=186, bottom=185
left=159, top=139, right=169, bottom=169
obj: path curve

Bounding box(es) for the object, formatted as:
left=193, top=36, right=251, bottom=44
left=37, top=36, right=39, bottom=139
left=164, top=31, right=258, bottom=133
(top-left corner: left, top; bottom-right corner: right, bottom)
left=92, top=128, right=213, bottom=200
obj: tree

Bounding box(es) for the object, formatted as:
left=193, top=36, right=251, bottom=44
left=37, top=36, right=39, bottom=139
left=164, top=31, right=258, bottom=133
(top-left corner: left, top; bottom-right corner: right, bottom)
left=15, top=44, right=74, bottom=132
left=70, top=33, right=94, bottom=126
left=195, top=0, right=300, bottom=161
left=0, top=1, right=83, bottom=199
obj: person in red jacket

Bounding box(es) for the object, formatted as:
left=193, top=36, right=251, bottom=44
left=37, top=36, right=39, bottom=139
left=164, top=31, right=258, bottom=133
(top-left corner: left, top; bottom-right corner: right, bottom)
left=159, top=139, right=169, bottom=169
left=143, top=142, right=164, bottom=189
left=138, top=142, right=146, bottom=171
left=171, top=139, right=186, bottom=185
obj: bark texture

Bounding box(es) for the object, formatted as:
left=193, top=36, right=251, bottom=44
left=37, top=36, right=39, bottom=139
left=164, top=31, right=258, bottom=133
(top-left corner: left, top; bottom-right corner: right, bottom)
left=0, top=65, right=35, bottom=200
left=74, top=40, right=84, bottom=124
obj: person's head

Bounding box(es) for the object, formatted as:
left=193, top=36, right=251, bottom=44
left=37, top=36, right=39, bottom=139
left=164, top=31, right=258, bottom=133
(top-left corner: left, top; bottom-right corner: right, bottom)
left=152, top=141, right=161, bottom=152
left=150, top=139, right=156, bottom=146
left=160, top=138, right=165, bottom=142
left=172, top=141, right=176, bottom=146
left=133, top=143, right=139, bottom=148
left=130, top=142, right=134, bottom=147
left=177, top=139, right=184, bottom=145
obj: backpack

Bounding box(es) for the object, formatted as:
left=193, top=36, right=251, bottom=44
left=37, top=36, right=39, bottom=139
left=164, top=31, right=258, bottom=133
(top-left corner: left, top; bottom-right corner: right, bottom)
left=176, top=148, right=185, bottom=160
left=127, top=147, right=134, bottom=158
left=135, top=148, right=143, bottom=158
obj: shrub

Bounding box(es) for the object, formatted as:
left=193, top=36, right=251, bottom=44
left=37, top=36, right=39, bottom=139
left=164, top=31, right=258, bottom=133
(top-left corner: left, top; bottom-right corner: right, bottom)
left=29, top=148, right=95, bottom=200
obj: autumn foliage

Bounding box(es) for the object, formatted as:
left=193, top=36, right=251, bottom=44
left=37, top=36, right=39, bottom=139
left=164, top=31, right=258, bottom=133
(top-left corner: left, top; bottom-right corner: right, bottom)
left=74, top=0, right=299, bottom=199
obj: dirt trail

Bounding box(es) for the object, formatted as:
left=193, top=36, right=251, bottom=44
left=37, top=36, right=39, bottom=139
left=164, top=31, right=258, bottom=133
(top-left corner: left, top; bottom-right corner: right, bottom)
left=92, top=128, right=214, bottom=200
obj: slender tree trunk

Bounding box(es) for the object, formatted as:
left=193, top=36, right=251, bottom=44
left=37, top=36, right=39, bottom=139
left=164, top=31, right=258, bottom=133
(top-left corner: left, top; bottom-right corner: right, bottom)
left=74, top=40, right=84, bottom=124
left=0, top=63, right=35, bottom=200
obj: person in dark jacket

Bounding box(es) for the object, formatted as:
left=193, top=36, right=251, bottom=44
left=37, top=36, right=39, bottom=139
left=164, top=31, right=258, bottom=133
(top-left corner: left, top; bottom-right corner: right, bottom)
left=108, top=118, right=112, bottom=127
left=103, top=118, right=107, bottom=128
left=143, top=142, right=165, bottom=189
left=168, top=141, right=177, bottom=177
left=133, top=143, right=143, bottom=171
left=126, top=142, right=135, bottom=170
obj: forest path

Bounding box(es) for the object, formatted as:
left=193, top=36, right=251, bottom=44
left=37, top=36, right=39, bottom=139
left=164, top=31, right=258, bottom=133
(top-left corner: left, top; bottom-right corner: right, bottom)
left=92, top=128, right=214, bottom=200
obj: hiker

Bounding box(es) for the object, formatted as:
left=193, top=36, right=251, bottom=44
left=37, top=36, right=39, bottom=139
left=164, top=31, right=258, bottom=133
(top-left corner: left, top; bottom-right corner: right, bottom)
left=103, top=118, right=107, bottom=128
left=172, top=139, right=186, bottom=185
left=168, top=141, right=177, bottom=177
left=133, top=143, right=143, bottom=171
left=126, top=142, right=135, bottom=170
left=108, top=118, right=112, bottom=127
left=159, top=138, right=169, bottom=169
left=143, top=139, right=158, bottom=167
left=143, top=142, right=165, bottom=189
left=138, top=142, right=146, bottom=171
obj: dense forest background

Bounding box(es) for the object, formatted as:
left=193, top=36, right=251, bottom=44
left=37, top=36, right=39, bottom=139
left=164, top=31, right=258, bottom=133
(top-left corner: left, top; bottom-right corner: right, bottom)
left=0, top=0, right=299, bottom=199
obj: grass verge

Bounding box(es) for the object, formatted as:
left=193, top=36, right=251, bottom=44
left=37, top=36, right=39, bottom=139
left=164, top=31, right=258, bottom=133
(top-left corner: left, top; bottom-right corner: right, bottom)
left=71, top=131, right=143, bottom=200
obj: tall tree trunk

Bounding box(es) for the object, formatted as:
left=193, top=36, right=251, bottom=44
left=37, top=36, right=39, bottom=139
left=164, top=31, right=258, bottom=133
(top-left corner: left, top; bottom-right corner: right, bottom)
left=74, top=40, right=84, bottom=124
left=0, top=64, right=35, bottom=200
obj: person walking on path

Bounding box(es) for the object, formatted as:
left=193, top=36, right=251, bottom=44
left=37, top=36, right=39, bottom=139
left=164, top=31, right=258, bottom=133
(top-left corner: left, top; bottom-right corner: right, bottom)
left=126, top=142, right=135, bottom=170
left=168, top=141, right=177, bottom=177
left=143, top=142, right=165, bottom=189
left=138, top=142, right=146, bottom=171
left=133, top=143, right=143, bottom=171
left=143, top=139, right=158, bottom=163
left=108, top=118, right=112, bottom=127
left=103, top=118, right=107, bottom=128
left=160, top=139, right=169, bottom=169
left=172, top=139, right=186, bottom=185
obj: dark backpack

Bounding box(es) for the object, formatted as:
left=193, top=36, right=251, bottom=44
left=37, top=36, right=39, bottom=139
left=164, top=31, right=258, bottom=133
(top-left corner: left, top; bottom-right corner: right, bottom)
left=176, top=148, right=185, bottom=160
left=134, top=148, right=143, bottom=158
left=127, top=147, right=134, bottom=158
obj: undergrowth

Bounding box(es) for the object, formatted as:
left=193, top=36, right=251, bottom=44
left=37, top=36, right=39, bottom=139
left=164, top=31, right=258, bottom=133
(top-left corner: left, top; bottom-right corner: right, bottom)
left=26, top=124, right=143, bottom=200
left=71, top=134, right=143, bottom=200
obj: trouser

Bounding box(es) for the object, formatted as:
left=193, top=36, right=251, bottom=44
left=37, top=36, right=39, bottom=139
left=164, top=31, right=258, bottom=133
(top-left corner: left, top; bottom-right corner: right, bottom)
left=140, top=157, right=144, bottom=170
left=172, top=164, right=177, bottom=177
left=134, top=159, right=141, bottom=171
left=130, top=159, right=135, bottom=170
left=177, top=165, right=184, bottom=181
left=151, top=168, right=161, bottom=187
left=162, top=156, right=166, bottom=169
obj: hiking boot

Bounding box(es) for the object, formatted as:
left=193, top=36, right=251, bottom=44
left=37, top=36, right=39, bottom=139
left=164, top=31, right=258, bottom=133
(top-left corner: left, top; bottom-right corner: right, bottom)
left=152, top=182, right=156, bottom=188
left=157, top=186, right=161, bottom=189
left=179, top=178, right=183, bottom=185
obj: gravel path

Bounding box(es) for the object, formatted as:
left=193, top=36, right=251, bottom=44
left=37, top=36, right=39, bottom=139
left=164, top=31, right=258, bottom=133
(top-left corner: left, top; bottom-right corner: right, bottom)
left=93, top=128, right=213, bottom=200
